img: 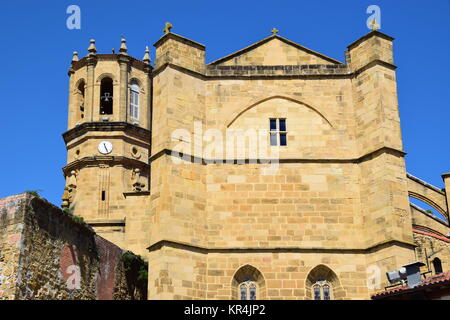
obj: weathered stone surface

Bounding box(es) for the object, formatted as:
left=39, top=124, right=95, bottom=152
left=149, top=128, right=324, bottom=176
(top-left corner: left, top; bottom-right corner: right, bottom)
left=55, top=29, right=450, bottom=300
left=0, top=194, right=146, bottom=300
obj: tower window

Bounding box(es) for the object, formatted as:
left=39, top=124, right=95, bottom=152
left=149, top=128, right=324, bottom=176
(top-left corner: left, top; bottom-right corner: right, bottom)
left=77, top=80, right=85, bottom=120
left=269, top=118, right=287, bottom=146
left=100, top=77, right=113, bottom=115
left=130, top=82, right=140, bottom=120
left=101, top=190, right=106, bottom=201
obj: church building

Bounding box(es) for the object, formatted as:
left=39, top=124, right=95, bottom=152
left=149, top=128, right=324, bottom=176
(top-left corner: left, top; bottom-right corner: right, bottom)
left=61, top=24, right=450, bottom=300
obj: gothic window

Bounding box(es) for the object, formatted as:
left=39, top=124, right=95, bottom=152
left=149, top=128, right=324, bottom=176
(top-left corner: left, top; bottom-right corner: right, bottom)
left=239, top=280, right=257, bottom=300
left=433, top=258, right=443, bottom=274
left=249, top=283, right=257, bottom=300
left=240, top=283, right=247, bottom=300
left=312, top=280, right=332, bottom=300
left=100, top=77, right=113, bottom=115
left=313, top=284, right=321, bottom=300
left=232, top=265, right=265, bottom=300
left=269, top=118, right=287, bottom=146
left=323, top=284, right=331, bottom=300
left=306, top=265, right=343, bottom=300
left=130, top=82, right=140, bottom=120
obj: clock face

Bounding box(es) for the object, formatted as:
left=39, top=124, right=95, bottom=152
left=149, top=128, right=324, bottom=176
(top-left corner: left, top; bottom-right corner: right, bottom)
left=98, top=141, right=113, bottom=155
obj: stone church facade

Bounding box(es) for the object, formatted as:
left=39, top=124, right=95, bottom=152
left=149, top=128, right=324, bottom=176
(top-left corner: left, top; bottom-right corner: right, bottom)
left=61, top=26, right=450, bottom=300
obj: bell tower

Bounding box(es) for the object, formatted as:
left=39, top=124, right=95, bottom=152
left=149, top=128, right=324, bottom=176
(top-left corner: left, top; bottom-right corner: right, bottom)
left=62, top=38, right=152, bottom=254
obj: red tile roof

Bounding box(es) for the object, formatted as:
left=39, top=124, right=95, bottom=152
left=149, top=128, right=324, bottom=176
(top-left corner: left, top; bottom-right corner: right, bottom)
left=372, top=271, right=450, bottom=298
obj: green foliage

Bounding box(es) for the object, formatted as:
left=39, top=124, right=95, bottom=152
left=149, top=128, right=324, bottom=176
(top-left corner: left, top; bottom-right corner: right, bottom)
left=121, top=251, right=136, bottom=271
left=71, top=215, right=85, bottom=224
left=137, top=268, right=148, bottom=282
left=61, top=207, right=86, bottom=226
left=62, top=207, right=72, bottom=215
left=426, top=209, right=433, bottom=214
left=121, top=251, right=148, bottom=282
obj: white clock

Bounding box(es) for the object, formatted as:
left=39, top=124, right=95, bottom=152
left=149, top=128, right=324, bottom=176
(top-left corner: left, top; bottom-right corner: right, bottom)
left=98, top=141, right=113, bottom=154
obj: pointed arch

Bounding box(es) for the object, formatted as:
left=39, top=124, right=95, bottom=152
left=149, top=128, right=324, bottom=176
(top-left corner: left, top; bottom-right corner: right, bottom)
left=305, top=265, right=346, bottom=300
left=231, top=264, right=266, bottom=300
left=226, top=95, right=334, bottom=129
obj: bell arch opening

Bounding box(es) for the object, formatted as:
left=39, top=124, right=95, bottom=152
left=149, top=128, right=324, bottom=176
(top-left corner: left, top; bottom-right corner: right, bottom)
left=100, top=77, right=114, bottom=115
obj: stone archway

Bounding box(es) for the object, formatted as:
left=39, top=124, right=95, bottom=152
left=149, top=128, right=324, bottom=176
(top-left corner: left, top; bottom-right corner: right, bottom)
left=231, top=264, right=266, bottom=300
left=305, top=264, right=346, bottom=300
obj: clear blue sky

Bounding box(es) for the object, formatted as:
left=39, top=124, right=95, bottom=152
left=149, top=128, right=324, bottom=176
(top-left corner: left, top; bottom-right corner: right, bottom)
left=0, top=0, right=449, bottom=207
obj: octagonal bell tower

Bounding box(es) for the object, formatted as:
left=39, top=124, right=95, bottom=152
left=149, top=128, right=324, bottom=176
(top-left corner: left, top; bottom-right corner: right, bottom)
left=61, top=39, right=152, bottom=254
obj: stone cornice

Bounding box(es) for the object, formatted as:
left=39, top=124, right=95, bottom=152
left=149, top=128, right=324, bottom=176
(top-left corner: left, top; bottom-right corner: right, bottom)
left=153, top=62, right=352, bottom=80
left=63, top=122, right=151, bottom=144
left=66, top=134, right=150, bottom=151
left=149, top=146, right=406, bottom=165
left=352, top=59, right=397, bottom=77
left=147, top=239, right=416, bottom=254
left=62, top=156, right=149, bottom=176
left=153, top=60, right=398, bottom=80
left=206, top=64, right=350, bottom=78
left=71, top=54, right=151, bottom=72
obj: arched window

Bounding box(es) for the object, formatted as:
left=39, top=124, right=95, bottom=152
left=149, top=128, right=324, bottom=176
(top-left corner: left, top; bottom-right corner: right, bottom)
left=323, top=284, right=331, bottom=300
left=312, top=280, right=332, bottom=300
left=239, top=280, right=257, bottom=300
left=313, top=284, right=321, bottom=300
left=130, top=82, right=139, bottom=120
left=100, top=77, right=113, bottom=115
left=306, top=265, right=346, bottom=300
left=76, top=80, right=85, bottom=119
left=232, top=265, right=266, bottom=300
left=433, top=258, right=443, bottom=274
